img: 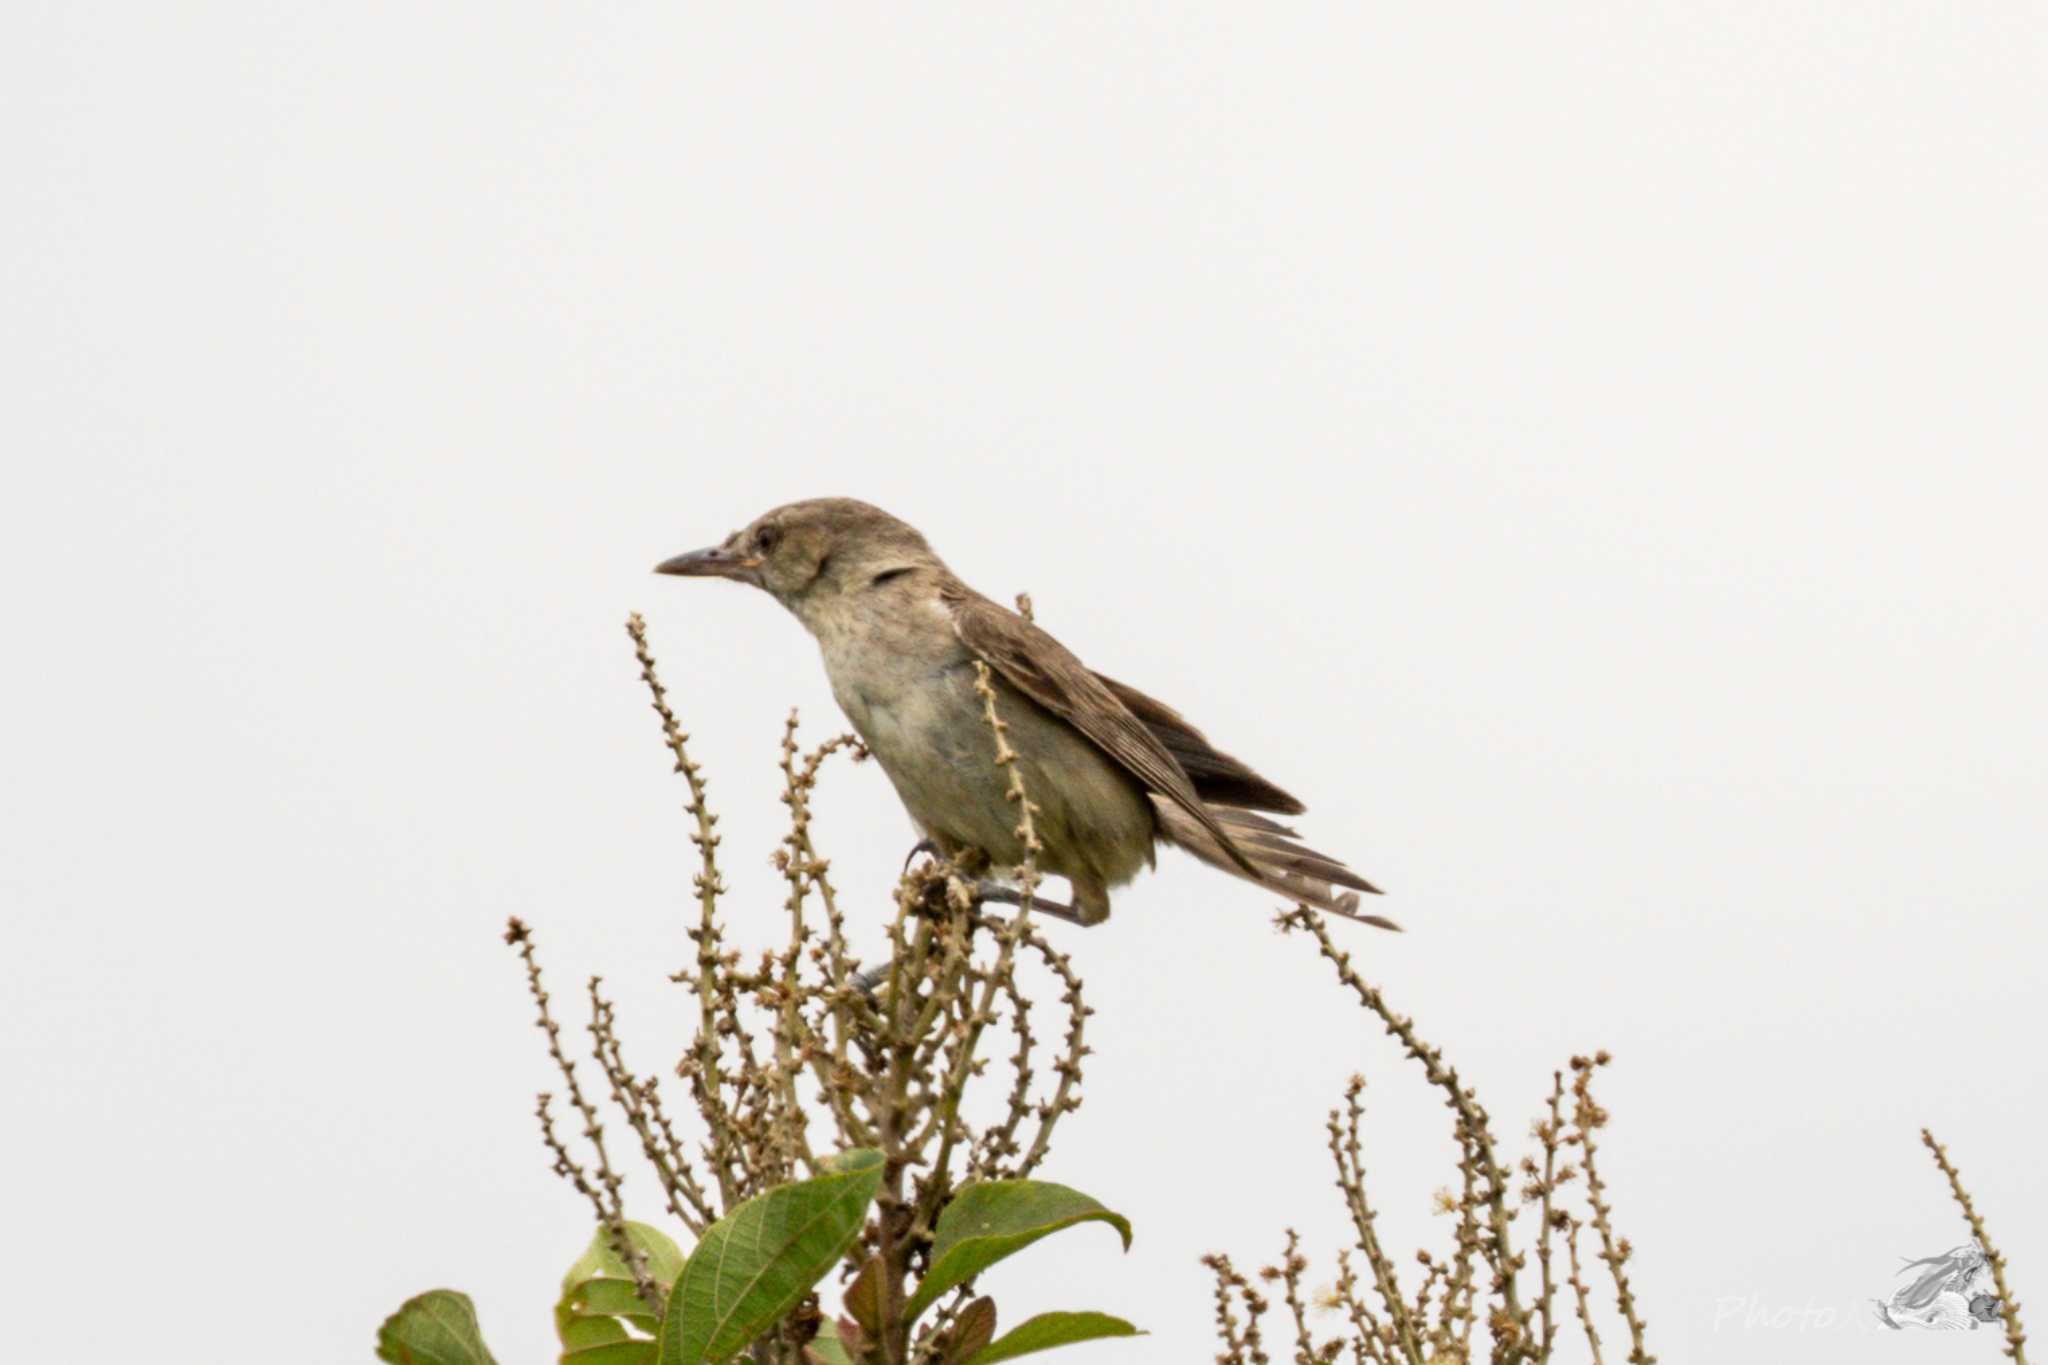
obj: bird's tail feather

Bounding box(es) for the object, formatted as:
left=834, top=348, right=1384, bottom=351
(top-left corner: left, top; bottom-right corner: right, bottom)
left=1150, top=797, right=1398, bottom=930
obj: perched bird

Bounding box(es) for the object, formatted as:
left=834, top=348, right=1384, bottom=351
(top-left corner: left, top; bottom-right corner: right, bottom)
left=656, top=498, right=1391, bottom=929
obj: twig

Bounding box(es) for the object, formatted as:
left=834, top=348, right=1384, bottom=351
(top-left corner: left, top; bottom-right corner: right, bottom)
left=1569, top=1054, right=1651, bottom=1364
left=1923, top=1128, right=2028, bottom=1363
left=1280, top=909, right=1536, bottom=1361
left=505, top=918, right=659, bottom=1310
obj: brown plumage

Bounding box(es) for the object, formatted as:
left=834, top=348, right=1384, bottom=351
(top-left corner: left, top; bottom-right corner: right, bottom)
left=656, top=497, right=1392, bottom=930
left=940, top=581, right=1262, bottom=880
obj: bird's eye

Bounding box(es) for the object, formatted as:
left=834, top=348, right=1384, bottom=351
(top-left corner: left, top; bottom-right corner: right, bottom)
left=756, top=525, right=782, bottom=553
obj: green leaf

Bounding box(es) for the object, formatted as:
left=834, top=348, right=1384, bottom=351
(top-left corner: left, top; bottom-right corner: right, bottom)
left=557, top=1222, right=690, bottom=1362
left=562, top=1221, right=691, bottom=1297
left=576, top=1280, right=663, bottom=1320
left=905, top=1182, right=1132, bottom=1322
left=562, top=1344, right=657, bottom=1365
left=816, top=1148, right=878, bottom=1175
left=560, top=1315, right=631, bottom=1352
left=965, top=1312, right=1144, bottom=1363
left=376, top=1290, right=500, bottom=1365
left=658, top=1148, right=885, bottom=1365
left=805, top=1319, right=856, bottom=1365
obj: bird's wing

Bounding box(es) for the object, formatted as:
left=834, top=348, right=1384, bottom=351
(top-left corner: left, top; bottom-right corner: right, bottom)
left=1094, top=673, right=1306, bottom=815
left=943, top=585, right=1262, bottom=877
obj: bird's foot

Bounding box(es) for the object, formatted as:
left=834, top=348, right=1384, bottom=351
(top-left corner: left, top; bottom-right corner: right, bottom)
left=850, top=962, right=889, bottom=1000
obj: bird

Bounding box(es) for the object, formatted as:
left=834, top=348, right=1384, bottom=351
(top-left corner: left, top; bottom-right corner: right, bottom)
left=655, top=497, right=1391, bottom=930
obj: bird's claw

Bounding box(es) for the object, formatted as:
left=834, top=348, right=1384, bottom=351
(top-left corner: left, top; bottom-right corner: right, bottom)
left=901, top=838, right=941, bottom=875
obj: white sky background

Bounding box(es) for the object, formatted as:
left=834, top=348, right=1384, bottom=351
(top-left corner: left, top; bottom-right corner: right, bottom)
left=5, top=5, right=2044, bottom=1361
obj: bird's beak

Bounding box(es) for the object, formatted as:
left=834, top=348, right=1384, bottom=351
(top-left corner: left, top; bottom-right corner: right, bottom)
left=653, top=545, right=764, bottom=587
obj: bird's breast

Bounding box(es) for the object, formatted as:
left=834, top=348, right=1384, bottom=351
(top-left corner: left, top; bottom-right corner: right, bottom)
left=803, top=590, right=1153, bottom=886
left=811, top=594, right=964, bottom=721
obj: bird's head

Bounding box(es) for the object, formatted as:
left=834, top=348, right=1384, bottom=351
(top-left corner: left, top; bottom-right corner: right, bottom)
left=655, top=497, right=938, bottom=609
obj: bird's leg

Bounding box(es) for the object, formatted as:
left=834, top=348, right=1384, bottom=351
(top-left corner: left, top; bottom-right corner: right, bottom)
left=971, top=881, right=1084, bottom=925
left=969, top=880, right=1108, bottom=927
